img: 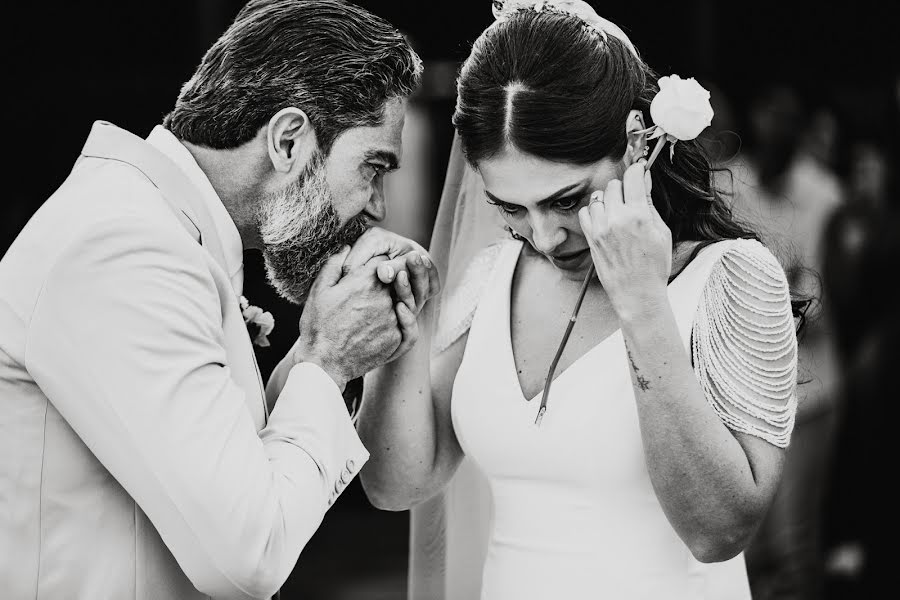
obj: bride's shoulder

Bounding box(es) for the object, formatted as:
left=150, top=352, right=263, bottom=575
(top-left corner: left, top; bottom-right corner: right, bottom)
left=685, top=237, right=781, bottom=270
left=432, top=238, right=518, bottom=355
left=470, top=238, right=515, bottom=272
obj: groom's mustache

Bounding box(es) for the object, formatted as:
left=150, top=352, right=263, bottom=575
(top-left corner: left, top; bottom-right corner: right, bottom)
left=337, top=213, right=373, bottom=246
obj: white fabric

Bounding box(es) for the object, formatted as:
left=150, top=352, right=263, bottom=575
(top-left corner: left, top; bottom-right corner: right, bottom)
left=147, top=125, right=245, bottom=296
left=724, top=155, right=842, bottom=420
left=412, top=135, right=798, bottom=598
left=433, top=242, right=504, bottom=354
left=692, top=238, right=797, bottom=447
left=409, top=134, right=507, bottom=600
left=0, top=121, right=369, bottom=600
left=448, top=239, right=755, bottom=599
left=438, top=241, right=798, bottom=448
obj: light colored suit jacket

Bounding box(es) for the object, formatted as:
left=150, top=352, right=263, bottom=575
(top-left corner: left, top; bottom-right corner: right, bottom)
left=0, top=121, right=369, bottom=599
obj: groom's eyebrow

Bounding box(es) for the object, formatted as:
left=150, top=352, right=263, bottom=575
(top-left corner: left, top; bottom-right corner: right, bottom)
left=484, top=181, right=588, bottom=206
left=364, top=149, right=400, bottom=171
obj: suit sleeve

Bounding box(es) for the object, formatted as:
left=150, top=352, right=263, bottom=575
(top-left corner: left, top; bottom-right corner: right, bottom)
left=24, top=215, right=368, bottom=600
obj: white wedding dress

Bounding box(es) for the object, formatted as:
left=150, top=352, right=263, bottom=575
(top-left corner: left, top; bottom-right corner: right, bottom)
left=421, top=236, right=796, bottom=600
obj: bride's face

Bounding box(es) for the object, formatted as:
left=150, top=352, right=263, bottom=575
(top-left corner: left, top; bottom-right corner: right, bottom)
left=478, top=147, right=624, bottom=279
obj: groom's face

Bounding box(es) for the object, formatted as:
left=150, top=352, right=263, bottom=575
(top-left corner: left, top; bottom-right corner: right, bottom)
left=323, top=97, right=407, bottom=227
left=258, top=97, right=407, bottom=304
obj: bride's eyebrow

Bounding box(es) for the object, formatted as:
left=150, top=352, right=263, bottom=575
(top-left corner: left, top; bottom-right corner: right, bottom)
left=484, top=181, right=590, bottom=206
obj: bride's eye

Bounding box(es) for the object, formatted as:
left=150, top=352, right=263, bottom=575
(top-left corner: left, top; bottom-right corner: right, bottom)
left=554, top=196, right=584, bottom=212
left=486, top=198, right=522, bottom=216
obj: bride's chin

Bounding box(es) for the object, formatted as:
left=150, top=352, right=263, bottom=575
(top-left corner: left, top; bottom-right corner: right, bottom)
left=556, top=264, right=593, bottom=282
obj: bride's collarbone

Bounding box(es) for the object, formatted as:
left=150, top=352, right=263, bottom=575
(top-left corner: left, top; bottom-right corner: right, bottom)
left=509, top=259, right=619, bottom=392
left=507, top=241, right=703, bottom=391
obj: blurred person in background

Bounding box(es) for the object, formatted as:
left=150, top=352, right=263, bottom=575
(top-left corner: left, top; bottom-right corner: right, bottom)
left=726, top=84, right=844, bottom=600
left=820, top=131, right=897, bottom=599
left=698, top=80, right=742, bottom=165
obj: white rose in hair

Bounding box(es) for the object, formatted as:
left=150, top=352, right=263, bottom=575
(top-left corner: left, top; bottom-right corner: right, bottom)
left=649, top=75, right=714, bottom=141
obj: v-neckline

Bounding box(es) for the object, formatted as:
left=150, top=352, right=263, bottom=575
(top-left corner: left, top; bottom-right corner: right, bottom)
left=503, top=241, right=703, bottom=403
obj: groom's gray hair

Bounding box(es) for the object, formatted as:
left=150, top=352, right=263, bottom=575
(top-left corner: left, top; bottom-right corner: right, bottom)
left=163, top=0, right=422, bottom=154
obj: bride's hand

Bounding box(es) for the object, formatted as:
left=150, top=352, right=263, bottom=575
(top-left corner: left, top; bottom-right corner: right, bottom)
left=342, top=227, right=441, bottom=317
left=577, top=159, right=672, bottom=321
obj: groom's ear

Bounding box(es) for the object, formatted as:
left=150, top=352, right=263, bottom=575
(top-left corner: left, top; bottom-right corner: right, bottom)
left=266, top=107, right=317, bottom=174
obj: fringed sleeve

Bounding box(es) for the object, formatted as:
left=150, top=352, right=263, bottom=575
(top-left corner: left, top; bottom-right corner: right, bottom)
left=692, top=239, right=798, bottom=447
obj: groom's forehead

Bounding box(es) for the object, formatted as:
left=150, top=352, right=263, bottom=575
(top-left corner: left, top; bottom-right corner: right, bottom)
left=332, top=99, right=407, bottom=163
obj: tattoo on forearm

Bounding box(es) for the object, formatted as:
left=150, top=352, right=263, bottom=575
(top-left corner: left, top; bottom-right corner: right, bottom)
left=627, top=349, right=651, bottom=391
left=635, top=374, right=651, bottom=391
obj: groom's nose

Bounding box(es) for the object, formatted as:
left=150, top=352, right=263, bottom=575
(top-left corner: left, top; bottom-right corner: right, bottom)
left=363, top=187, right=386, bottom=222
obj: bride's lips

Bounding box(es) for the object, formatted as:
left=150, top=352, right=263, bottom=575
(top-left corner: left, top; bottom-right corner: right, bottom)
left=548, top=248, right=591, bottom=269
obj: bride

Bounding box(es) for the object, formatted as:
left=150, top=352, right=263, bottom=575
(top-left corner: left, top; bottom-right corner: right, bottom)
left=357, top=2, right=799, bottom=598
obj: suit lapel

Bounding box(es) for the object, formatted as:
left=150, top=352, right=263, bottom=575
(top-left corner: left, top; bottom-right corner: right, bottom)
left=79, top=120, right=268, bottom=428
left=80, top=121, right=229, bottom=272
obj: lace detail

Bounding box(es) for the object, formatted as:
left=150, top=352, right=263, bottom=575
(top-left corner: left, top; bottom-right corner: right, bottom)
left=692, top=239, right=798, bottom=447
left=432, top=242, right=508, bottom=355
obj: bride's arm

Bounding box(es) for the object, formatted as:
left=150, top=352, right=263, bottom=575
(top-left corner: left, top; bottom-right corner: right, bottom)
left=357, top=300, right=468, bottom=511
left=580, top=164, right=796, bottom=564
left=620, top=282, right=790, bottom=564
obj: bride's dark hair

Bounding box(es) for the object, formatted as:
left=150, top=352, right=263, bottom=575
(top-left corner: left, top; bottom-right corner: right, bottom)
left=453, top=8, right=809, bottom=329
left=454, top=9, right=754, bottom=253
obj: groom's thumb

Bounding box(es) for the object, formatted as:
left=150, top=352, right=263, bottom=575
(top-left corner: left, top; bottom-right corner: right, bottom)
left=318, top=245, right=351, bottom=287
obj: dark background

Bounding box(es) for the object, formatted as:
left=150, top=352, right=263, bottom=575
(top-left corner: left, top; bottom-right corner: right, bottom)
left=8, top=0, right=898, bottom=255
left=6, top=1, right=898, bottom=598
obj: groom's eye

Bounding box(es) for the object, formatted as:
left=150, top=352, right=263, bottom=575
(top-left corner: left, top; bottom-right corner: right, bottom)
left=367, top=163, right=392, bottom=179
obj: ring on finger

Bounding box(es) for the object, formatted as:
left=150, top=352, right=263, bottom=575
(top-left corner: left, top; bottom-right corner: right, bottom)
left=590, top=191, right=604, bottom=206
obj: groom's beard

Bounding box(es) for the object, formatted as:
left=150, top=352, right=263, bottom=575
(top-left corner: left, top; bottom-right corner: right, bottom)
left=258, top=152, right=369, bottom=305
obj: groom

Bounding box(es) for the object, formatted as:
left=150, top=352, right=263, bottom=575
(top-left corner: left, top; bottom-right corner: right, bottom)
left=0, top=1, right=436, bottom=599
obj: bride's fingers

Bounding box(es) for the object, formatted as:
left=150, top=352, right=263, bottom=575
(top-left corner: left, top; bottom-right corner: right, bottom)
left=578, top=206, right=593, bottom=242
left=579, top=201, right=605, bottom=246
left=623, top=159, right=649, bottom=207
left=393, top=269, right=416, bottom=314
left=604, top=179, right=624, bottom=207
left=387, top=302, right=419, bottom=362
left=589, top=191, right=608, bottom=227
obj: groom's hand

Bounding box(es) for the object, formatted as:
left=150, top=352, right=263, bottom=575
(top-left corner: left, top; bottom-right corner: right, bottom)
left=293, top=247, right=402, bottom=390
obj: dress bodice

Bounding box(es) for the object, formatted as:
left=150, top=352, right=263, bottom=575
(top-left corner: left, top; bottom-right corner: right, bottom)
left=450, top=240, right=752, bottom=600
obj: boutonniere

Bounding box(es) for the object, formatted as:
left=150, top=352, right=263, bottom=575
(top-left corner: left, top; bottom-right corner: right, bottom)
left=239, top=296, right=275, bottom=347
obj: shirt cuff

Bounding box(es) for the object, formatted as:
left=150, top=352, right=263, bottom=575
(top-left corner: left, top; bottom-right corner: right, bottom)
left=263, top=362, right=370, bottom=508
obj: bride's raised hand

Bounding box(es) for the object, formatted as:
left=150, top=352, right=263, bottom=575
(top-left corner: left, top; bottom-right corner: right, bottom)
left=577, top=159, right=672, bottom=321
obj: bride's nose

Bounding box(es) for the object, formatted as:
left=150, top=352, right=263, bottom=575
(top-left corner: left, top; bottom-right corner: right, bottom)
left=529, top=214, right=565, bottom=255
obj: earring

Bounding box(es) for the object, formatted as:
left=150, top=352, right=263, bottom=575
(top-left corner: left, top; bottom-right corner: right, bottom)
left=505, top=225, right=525, bottom=241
